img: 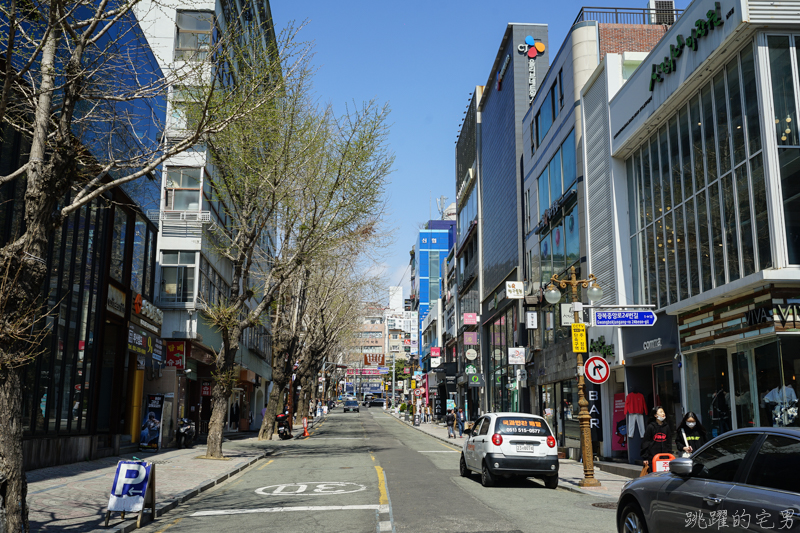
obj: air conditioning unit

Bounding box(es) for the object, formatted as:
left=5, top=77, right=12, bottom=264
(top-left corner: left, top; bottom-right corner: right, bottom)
left=647, top=0, right=677, bottom=25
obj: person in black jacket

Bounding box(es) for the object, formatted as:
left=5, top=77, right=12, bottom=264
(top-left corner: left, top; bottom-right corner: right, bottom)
left=675, top=411, right=708, bottom=456
left=641, top=406, right=672, bottom=473
left=445, top=409, right=456, bottom=438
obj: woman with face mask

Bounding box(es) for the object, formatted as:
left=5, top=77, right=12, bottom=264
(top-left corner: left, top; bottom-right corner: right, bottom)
left=640, top=406, right=672, bottom=473
left=676, top=411, right=708, bottom=456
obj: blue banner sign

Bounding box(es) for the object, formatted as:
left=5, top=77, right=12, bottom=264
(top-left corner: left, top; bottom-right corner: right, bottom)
left=594, top=310, right=657, bottom=326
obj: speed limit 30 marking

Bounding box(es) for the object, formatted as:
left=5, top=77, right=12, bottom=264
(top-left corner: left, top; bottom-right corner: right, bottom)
left=255, top=482, right=367, bottom=496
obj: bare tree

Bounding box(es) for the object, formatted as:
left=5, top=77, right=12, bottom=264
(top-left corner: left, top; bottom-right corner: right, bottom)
left=0, top=1, right=300, bottom=529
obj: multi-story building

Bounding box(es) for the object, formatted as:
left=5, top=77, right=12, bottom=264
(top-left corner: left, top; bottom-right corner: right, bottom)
left=479, top=23, right=550, bottom=415
left=523, top=7, right=670, bottom=453
left=0, top=14, right=166, bottom=468
left=583, top=0, right=800, bottom=462
left=137, top=0, right=275, bottom=435
left=346, top=307, right=385, bottom=399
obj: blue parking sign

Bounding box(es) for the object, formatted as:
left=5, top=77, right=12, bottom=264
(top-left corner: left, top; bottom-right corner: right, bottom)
left=108, top=461, right=151, bottom=512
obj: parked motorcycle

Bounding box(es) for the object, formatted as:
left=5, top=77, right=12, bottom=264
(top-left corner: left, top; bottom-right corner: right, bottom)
left=276, top=412, right=293, bottom=440
left=176, top=417, right=195, bottom=448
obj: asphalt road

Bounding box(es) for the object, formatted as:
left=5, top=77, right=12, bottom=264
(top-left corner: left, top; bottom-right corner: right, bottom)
left=138, top=409, right=618, bottom=533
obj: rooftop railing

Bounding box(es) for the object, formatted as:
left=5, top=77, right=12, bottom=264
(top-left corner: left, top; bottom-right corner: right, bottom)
left=573, top=6, right=684, bottom=26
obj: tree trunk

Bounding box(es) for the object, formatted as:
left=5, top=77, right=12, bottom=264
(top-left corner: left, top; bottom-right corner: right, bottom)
left=296, top=373, right=311, bottom=426
left=204, top=379, right=231, bottom=458
left=258, top=382, right=285, bottom=440
left=0, top=366, right=28, bottom=533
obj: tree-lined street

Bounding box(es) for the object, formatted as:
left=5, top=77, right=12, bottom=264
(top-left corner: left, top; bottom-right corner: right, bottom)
left=134, top=410, right=617, bottom=533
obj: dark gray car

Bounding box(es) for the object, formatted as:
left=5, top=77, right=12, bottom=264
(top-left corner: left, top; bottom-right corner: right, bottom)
left=617, top=427, right=800, bottom=533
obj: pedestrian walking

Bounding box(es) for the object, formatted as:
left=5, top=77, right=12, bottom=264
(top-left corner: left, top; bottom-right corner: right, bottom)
left=426, top=405, right=432, bottom=423
left=456, top=408, right=466, bottom=438
left=641, top=405, right=672, bottom=474
left=445, top=409, right=456, bottom=438
left=676, top=411, right=708, bottom=457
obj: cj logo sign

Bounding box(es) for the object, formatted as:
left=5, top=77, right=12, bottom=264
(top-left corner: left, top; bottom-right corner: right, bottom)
left=517, top=36, right=545, bottom=58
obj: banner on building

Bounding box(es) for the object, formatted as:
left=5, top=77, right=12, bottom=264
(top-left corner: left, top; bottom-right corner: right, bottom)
left=612, top=392, right=627, bottom=451
left=139, top=394, right=165, bottom=452
left=463, top=332, right=478, bottom=345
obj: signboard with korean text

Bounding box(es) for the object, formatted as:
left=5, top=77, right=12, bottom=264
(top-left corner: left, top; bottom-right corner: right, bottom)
left=505, top=281, right=524, bottom=299
left=165, top=341, right=185, bottom=370
left=201, top=381, right=212, bottom=396
left=463, top=332, right=478, bottom=345
left=465, top=348, right=478, bottom=360
left=463, top=313, right=477, bottom=325
left=526, top=311, right=538, bottom=329
left=127, top=324, right=163, bottom=362
left=363, top=353, right=385, bottom=366
left=431, top=347, right=441, bottom=357
left=571, top=323, right=587, bottom=353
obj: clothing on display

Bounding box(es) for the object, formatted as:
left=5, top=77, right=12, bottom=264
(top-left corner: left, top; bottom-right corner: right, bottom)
left=624, top=392, right=647, bottom=416
left=628, top=413, right=646, bottom=438
left=763, top=384, right=798, bottom=427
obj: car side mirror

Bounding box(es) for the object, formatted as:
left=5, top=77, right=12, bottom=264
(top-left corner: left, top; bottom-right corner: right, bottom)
left=669, top=457, right=694, bottom=477
left=463, top=428, right=472, bottom=435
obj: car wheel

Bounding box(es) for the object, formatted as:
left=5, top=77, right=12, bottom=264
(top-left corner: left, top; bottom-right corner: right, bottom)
left=481, top=461, right=495, bottom=487
left=544, top=475, right=558, bottom=489
left=459, top=454, right=470, bottom=477
left=618, top=503, right=648, bottom=533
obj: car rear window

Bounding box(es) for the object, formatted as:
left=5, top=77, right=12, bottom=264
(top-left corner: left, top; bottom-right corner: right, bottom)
left=495, top=417, right=550, bottom=436
left=345, top=401, right=357, bottom=406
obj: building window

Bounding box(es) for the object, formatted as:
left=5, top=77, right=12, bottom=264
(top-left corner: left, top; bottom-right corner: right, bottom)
left=165, top=167, right=202, bottom=211
left=558, top=69, right=564, bottom=109
left=175, top=11, right=213, bottom=62
left=160, top=251, right=196, bottom=303
left=628, top=39, right=769, bottom=308
left=198, top=255, right=230, bottom=307
left=109, top=206, right=129, bottom=284
left=170, top=86, right=202, bottom=131
left=131, top=215, right=147, bottom=294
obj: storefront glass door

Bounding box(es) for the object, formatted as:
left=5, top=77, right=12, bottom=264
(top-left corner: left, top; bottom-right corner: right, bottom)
left=653, top=362, right=679, bottom=438
left=730, top=349, right=758, bottom=428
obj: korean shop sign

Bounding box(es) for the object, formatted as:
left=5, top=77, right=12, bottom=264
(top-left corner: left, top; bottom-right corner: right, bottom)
left=649, top=2, right=726, bottom=91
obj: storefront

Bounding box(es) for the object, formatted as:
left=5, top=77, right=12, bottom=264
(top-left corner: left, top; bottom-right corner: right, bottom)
left=679, top=287, right=800, bottom=435
left=484, top=302, right=520, bottom=413
left=621, top=312, right=681, bottom=462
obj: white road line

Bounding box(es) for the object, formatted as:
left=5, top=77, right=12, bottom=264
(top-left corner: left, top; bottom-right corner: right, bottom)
left=192, top=505, right=390, bottom=517
left=417, top=450, right=459, bottom=453
left=310, top=437, right=367, bottom=440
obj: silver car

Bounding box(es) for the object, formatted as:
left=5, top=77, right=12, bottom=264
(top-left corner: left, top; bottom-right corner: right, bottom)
left=460, top=412, right=559, bottom=488
left=617, top=427, right=800, bottom=533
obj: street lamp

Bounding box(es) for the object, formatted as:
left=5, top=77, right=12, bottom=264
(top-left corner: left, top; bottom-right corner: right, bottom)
left=543, top=265, right=602, bottom=488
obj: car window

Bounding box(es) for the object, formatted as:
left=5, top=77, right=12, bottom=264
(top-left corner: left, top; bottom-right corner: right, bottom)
left=479, top=418, right=492, bottom=436
left=693, top=433, right=759, bottom=482
left=495, top=416, right=551, bottom=436
left=745, top=435, right=800, bottom=493
left=470, top=418, right=483, bottom=436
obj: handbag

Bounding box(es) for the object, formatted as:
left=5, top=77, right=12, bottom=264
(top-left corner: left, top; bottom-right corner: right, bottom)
left=639, top=464, right=649, bottom=477
left=681, top=429, right=691, bottom=458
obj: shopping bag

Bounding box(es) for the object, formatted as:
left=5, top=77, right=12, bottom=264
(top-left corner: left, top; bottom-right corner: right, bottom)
left=639, top=464, right=649, bottom=477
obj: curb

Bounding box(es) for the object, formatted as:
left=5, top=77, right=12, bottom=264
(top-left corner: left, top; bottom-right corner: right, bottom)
left=392, top=412, right=620, bottom=500
left=108, top=450, right=271, bottom=533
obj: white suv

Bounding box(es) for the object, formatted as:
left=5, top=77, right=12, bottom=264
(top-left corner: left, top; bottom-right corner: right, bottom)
left=460, top=412, right=559, bottom=488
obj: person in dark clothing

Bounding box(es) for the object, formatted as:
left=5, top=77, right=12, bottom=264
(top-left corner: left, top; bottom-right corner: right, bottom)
left=641, top=406, right=672, bottom=473
left=445, top=409, right=456, bottom=438
left=675, top=411, right=708, bottom=456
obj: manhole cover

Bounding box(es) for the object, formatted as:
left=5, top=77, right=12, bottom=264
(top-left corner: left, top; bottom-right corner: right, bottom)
left=592, top=502, right=617, bottom=510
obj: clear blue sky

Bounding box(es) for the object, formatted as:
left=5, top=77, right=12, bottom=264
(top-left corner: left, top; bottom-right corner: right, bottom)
left=270, top=0, right=679, bottom=301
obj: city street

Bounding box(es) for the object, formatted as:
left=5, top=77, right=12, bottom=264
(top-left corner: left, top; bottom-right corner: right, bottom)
left=137, top=410, right=618, bottom=533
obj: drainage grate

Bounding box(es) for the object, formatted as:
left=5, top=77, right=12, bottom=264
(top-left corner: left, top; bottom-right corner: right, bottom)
left=592, top=502, right=617, bottom=510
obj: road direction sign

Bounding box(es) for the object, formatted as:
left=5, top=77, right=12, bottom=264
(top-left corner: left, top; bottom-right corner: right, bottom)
left=584, top=356, right=611, bottom=385
left=593, top=310, right=657, bottom=326
left=571, top=323, right=587, bottom=353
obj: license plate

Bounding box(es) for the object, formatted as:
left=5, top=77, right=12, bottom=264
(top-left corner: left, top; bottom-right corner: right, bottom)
left=516, top=444, right=538, bottom=453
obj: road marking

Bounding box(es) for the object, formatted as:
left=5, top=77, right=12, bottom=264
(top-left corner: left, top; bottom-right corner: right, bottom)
left=418, top=450, right=459, bottom=453
left=257, top=459, right=274, bottom=471
left=255, top=482, right=367, bottom=495
left=192, top=505, right=390, bottom=517
left=311, top=437, right=366, bottom=440
left=154, top=517, right=183, bottom=533
left=374, top=466, right=388, bottom=506
left=379, top=521, right=392, bottom=531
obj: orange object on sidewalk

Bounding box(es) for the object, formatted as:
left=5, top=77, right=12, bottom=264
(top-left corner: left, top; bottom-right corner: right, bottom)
left=302, top=416, right=309, bottom=437
left=652, top=453, right=675, bottom=473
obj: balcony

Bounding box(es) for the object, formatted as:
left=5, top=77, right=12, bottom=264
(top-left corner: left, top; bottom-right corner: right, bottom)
left=148, top=210, right=211, bottom=224
left=573, top=6, right=683, bottom=26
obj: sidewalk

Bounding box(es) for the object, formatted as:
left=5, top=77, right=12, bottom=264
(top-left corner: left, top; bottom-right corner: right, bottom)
left=390, top=411, right=628, bottom=500
left=26, top=414, right=325, bottom=533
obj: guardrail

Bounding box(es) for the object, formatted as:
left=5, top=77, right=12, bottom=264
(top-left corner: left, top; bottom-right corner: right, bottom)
left=573, top=6, right=683, bottom=26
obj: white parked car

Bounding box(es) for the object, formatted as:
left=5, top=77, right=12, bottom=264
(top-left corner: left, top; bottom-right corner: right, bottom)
left=460, top=412, right=559, bottom=488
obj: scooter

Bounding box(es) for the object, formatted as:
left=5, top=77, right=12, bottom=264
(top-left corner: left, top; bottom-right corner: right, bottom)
left=176, top=418, right=195, bottom=448
left=276, top=412, right=293, bottom=440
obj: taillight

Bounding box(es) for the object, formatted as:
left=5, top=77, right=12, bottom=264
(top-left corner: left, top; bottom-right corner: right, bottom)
left=491, top=433, right=503, bottom=446
left=547, top=436, right=556, bottom=448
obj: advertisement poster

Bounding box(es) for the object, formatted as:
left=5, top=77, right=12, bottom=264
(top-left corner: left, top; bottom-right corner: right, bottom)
left=612, top=392, right=627, bottom=451
left=139, top=394, right=165, bottom=452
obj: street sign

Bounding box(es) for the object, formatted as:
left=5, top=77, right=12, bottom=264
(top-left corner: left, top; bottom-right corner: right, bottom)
left=465, top=349, right=478, bottom=360
left=414, top=389, right=423, bottom=397
left=571, top=323, right=587, bottom=353
left=105, top=460, right=157, bottom=527
left=584, top=356, right=611, bottom=385
left=403, top=367, right=410, bottom=374
left=377, top=366, right=389, bottom=374
left=593, top=310, right=657, bottom=326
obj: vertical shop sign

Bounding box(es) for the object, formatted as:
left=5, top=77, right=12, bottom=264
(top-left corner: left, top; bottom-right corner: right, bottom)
left=586, top=382, right=602, bottom=442
left=165, top=341, right=185, bottom=370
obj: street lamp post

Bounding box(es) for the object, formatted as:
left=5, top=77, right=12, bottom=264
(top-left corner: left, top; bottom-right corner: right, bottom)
left=544, top=265, right=603, bottom=488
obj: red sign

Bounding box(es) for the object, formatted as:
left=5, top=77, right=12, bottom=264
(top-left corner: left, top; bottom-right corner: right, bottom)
left=463, top=313, right=477, bottom=325
left=430, top=347, right=440, bottom=357
left=201, top=381, right=212, bottom=396
left=584, top=356, right=611, bottom=385
left=403, top=339, right=411, bottom=346
left=403, top=367, right=410, bottom=374
left=165, top=341, right=186, bottom=370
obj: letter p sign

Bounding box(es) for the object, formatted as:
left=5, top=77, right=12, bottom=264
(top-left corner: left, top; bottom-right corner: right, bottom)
left=113, top=463, right=147, bottom=496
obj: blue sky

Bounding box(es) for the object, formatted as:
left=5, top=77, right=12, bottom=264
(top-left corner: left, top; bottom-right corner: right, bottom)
left=270, top=0, right=677, bottom=302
